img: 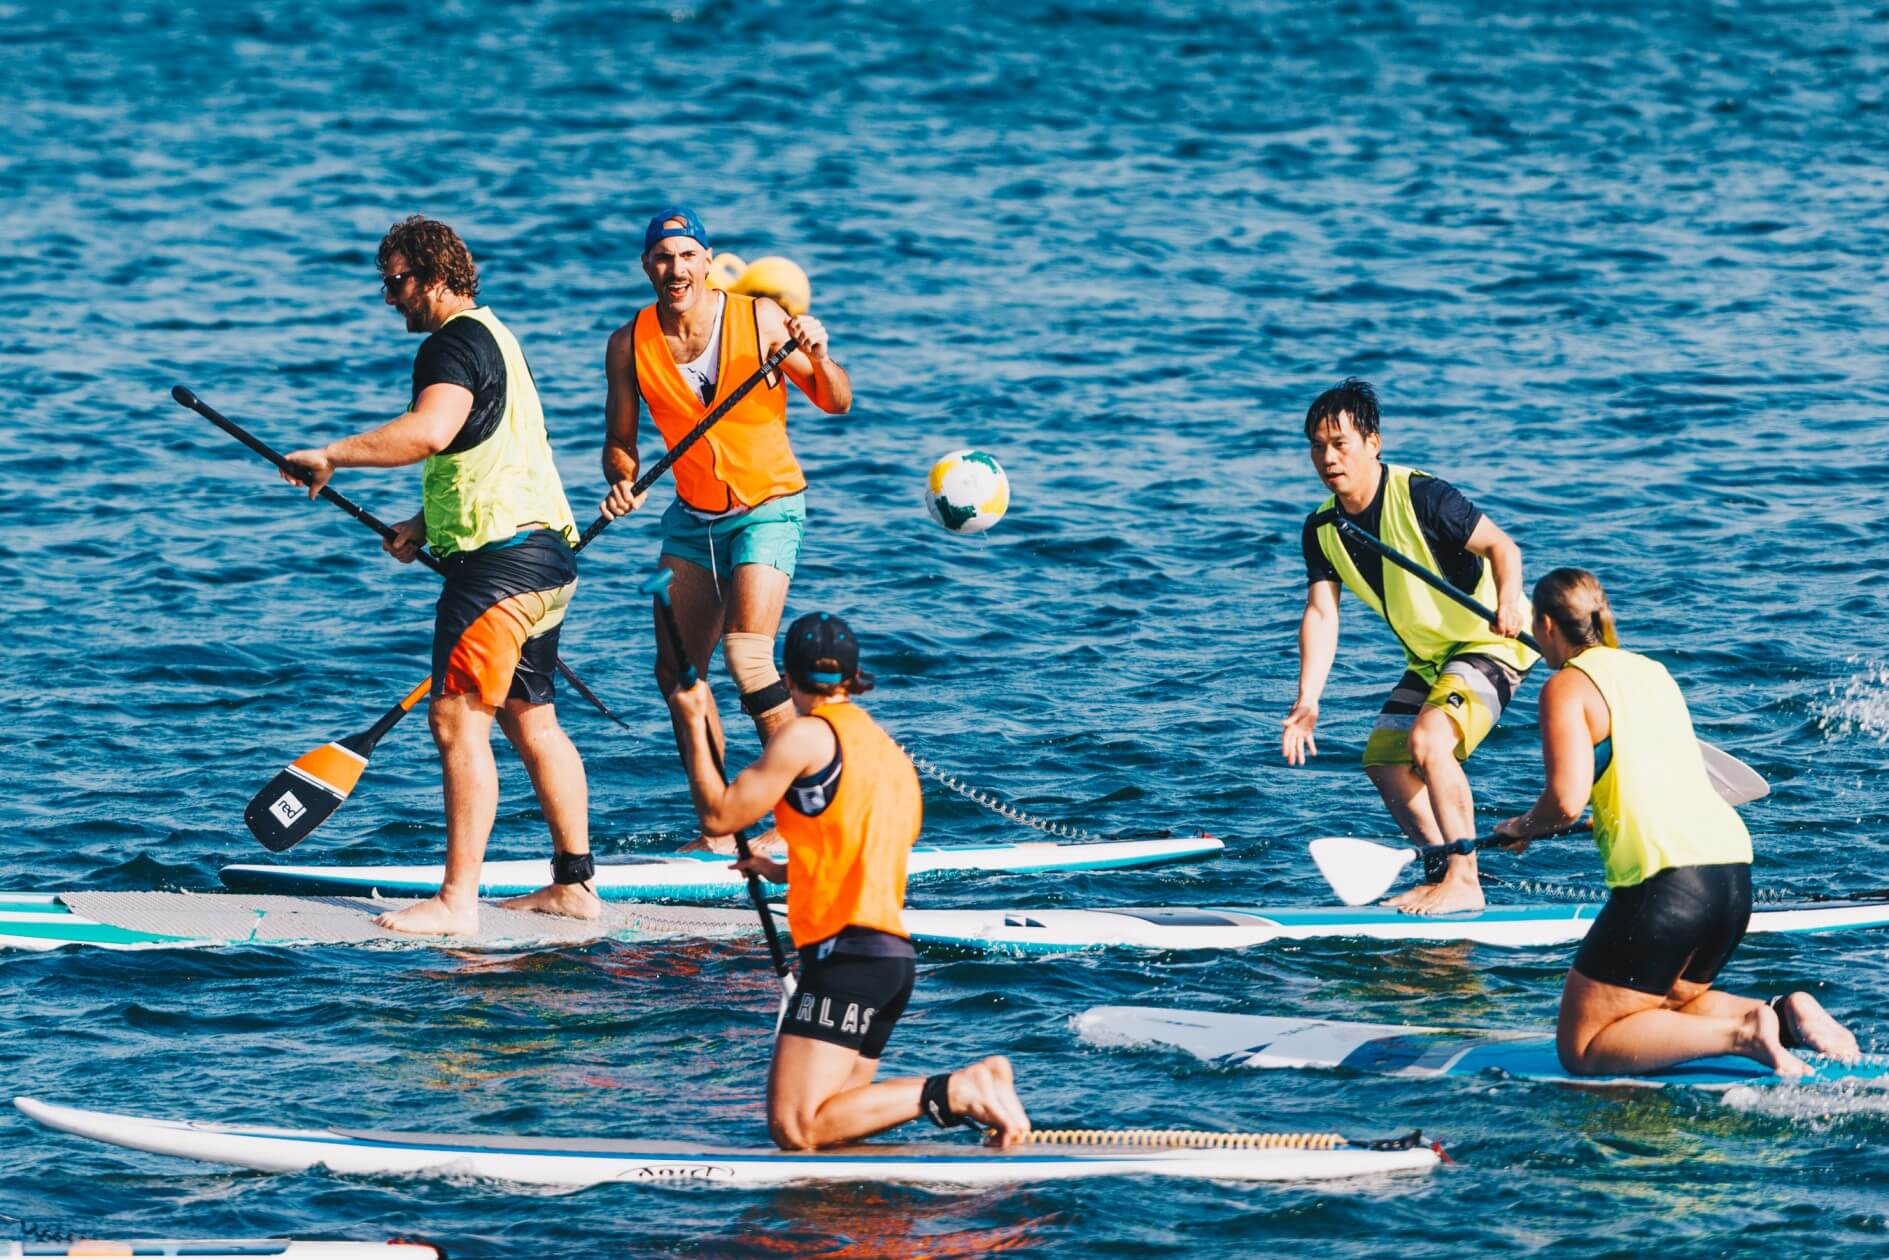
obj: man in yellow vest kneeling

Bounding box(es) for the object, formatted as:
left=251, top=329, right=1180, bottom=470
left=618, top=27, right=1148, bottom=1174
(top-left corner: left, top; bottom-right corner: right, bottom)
left=1282, top=379, right=1536, bottom=916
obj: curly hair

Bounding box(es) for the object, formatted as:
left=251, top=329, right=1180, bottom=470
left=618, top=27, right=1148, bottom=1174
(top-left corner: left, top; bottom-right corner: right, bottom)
left=377, top=216, right=479, bottom=299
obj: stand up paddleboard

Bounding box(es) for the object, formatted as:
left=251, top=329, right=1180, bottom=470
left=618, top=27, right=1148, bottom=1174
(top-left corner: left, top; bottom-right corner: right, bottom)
left=2, top=1243, right=438, bottom=1258
left=219, top=835, right=1223, bottom=902
left=0, top=892, right=759, bottom=952
left=901, top=899, right=1889, bottom=954
left=14, top=1098, right=1438, bottom=1186
left=1075, top=1006, right=1889, bottom=1089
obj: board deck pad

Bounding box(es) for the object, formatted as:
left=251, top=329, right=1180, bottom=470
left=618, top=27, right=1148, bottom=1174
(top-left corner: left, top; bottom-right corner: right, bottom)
left=1, top=1242, right=439, bottom=1258
left=14, top=1097, right=1439, bottom=1186
left=0, top=892, right=761, bottom=952
left=218, top=835, right=1224, bottom=902
left=1075, top=1005, right=1889, bottom=1089
left=899, top=899, right=1889, bottom=953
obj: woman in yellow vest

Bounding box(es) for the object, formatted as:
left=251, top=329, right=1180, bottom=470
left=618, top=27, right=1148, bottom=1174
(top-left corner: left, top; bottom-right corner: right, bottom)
left=667, top=612, right=1031, bottom=1149
left=1495, top=569, right=1857, bottom=1077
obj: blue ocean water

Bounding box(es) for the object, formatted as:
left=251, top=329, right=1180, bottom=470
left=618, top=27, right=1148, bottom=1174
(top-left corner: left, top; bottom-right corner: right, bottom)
left=5, top=0, right=1889, bottom=1253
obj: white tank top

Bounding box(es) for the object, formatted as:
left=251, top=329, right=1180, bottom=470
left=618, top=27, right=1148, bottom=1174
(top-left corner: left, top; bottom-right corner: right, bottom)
left=675, top=292, right=724, bottom=405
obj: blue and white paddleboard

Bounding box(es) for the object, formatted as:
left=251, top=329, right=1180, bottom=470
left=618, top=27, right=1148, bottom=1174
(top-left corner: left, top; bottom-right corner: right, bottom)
left=219, top=835, right=1223, bottom=902
left=902, top=899, right=1889, bottom=953
left=0, top=892, right=760, bottom=953
left=2, top=1241, right=438, bottom=1257
left=1075, top=1006, right=1889, bottom=1089
left=14, top=1097, right=1438, bottom=1186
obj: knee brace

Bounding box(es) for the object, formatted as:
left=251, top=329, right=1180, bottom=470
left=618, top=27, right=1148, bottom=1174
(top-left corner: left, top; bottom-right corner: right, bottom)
left=724, top=631, right=791, bottom=716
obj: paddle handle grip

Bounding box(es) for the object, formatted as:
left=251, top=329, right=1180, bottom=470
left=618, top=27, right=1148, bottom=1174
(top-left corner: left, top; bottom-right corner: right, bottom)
left=177, top=386, right=638, bottom=728
left=173, top=386, right=447, bottom=576
left=571, top=337, right=800, bottom=554
left=649, top=576, right=796, bottom=984
left=1325, top=513, right=1541, bottom=654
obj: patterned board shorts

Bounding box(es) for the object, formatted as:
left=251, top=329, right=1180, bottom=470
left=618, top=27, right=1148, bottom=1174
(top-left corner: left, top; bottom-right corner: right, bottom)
left=433, top=529, right=579, bottom=707
left=1361, top=652, right=1528, bottom=768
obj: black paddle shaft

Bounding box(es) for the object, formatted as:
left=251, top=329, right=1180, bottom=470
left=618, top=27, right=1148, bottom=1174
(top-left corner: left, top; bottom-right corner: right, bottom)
left=645, top=575, right=795, bottom=985
left=173, top=386, right=629, bottom=728
left=1420, top=820, right=1592, bottom=860
left=173, top=386, right=447, bottom=576
left=1314, top=511, right=1543, bottom=654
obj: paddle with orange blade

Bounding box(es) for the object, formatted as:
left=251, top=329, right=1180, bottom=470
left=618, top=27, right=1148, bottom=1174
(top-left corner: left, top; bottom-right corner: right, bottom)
left=244, top=679, right=430, bottom=852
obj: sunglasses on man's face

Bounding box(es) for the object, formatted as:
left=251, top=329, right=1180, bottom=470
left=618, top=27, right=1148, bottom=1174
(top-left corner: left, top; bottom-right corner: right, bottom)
left=380, top=269, right=418, bottom=292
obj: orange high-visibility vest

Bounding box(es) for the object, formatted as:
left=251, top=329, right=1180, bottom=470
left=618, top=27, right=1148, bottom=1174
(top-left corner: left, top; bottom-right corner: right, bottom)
left=633, top=291, right=805, bottom=513
left=774, top=701, right=922, bottom=947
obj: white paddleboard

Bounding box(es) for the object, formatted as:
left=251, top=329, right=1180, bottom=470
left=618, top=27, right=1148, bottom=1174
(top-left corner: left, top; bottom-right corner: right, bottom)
left=1075, top=1005, right=1889, bottom=1089
left=2, top=1243, right=438, bottom=1258
left=14, top=1097, right=1437, bottom=1187
left=0, top=892, right=760, bottom=953
left=219, top=835, right=1223, bottom=902
left=900, top=899, right=1889, bottom=953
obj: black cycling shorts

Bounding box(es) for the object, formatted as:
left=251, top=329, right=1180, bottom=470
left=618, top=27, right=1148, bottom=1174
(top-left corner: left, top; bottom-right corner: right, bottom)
left=781, top=930, right=916, bottom=1061
left=1572, top=862, right=1752, bottom=996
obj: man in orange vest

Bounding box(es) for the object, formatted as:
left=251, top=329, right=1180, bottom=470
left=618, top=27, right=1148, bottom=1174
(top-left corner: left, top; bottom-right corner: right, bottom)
left=600, top=208, right=851, bottom=851
left=667, top=611, right=1032, bottom=1149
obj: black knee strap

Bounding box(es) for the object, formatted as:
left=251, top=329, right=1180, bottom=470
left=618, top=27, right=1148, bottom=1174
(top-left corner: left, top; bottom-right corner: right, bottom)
left=552, top=851, right=595, bottom=886
left=739, top=679, right=793, bottom=716
left=920, top=1073, right=968, bottom=1128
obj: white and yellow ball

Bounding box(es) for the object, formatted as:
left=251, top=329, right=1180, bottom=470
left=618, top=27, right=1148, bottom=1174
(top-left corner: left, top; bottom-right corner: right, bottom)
left=924, top=449, right=1009, bottom=535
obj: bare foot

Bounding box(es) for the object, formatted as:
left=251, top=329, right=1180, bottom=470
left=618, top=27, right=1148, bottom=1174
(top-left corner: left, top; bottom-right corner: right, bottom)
left=1777, top=992, right=1860, bottom=1064
left=497, top=882, right=602, bottom=921
left=374, top=895, right=479, bottom=936
left=679, top=833, right=739, bottom=855
left=1736, top=1002, right=1810, bottom=1080
left=1384, top=876, right=1485, bottom=916
left=948, top=1056, right=1031, bottom=1147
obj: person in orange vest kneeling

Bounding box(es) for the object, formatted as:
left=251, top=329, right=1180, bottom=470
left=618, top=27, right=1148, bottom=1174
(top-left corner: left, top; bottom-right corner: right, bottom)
left=667, top=611, right=1032, bottom=1149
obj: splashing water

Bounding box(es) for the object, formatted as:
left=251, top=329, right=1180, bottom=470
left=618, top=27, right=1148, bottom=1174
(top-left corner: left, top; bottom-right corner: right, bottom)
left=1814, top=660, right=1889, bottom=744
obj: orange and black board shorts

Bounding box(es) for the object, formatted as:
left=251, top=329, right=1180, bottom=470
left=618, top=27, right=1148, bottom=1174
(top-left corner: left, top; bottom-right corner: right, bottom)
left=432, top=529, right=579, bottom=707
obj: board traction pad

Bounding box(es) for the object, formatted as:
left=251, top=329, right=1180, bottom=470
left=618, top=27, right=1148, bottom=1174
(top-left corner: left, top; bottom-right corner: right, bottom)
left=54, top=891, right=760, bottom=947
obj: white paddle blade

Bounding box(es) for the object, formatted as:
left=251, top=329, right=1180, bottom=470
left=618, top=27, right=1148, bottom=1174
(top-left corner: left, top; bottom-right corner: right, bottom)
left=1700, top=741, right=1768, bottom=806
left=1310, top=836, right=1418, bottom=907
left=774, top=971, right=799, bottom=1035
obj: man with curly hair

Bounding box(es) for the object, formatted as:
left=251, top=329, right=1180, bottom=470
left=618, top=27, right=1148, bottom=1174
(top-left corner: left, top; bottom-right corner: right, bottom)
left=598, top=207, right=851, bottom=852
left=282, top=216, right=597, bottom=936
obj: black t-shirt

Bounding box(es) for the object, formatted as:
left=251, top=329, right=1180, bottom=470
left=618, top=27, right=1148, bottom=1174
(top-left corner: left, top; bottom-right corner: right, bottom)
left=412, top=313, right=508, bottom=455
left=1302, top=465, right=1485, bottom=600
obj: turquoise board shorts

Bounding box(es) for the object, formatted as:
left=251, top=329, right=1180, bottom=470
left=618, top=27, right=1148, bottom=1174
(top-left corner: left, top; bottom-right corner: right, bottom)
left=659, top=492, right=806, bottom=582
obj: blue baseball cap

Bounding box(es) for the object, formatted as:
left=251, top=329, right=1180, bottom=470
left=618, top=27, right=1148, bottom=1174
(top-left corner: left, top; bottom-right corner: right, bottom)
left=643, top=207, right=710, bottom=254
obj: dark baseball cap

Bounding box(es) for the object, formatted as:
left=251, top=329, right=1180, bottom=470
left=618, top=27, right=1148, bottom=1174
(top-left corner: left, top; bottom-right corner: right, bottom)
left=783, top=611, right=868, bottom=689
left=643, top=206, right=710, bottom=254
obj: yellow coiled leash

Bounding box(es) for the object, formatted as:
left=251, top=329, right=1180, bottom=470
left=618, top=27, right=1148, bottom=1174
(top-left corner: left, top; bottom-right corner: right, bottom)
left=1004, top=1127, right=1432, bottom=1152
